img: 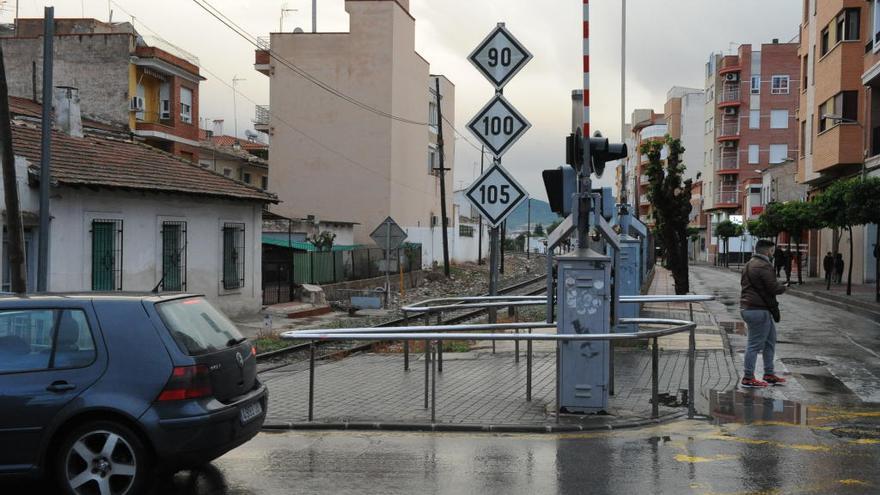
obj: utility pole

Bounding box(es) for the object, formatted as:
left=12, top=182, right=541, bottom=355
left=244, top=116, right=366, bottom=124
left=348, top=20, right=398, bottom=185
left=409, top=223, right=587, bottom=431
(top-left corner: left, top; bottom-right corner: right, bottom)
left=1, top=39, right=28, bottom=292
left=435, top=77, right=450, bottom=278
left=620, top=0, right=628, bottom=206
left=37, top=7, right=53, bottom=292
left=477, top=147, right=484, bottom=265
left=232, top=75, right=245, bottom=138
left=311, top=0, right=317, bottom=33
left=526, top=199, right=532, bottom=258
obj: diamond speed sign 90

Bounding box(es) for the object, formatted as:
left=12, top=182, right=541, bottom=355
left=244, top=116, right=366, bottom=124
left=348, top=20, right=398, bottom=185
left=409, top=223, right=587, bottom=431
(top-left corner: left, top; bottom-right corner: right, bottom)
left=468, top=24, right=533, bottom=90
left=467, top=95, right=531, bottom=158
left=465, top=164, right=528, bottom=228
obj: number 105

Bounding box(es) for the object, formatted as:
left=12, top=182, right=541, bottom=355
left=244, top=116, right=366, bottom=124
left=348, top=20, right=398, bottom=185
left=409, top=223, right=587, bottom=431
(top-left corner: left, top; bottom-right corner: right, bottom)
left=479, top=184, right=510, bottom=204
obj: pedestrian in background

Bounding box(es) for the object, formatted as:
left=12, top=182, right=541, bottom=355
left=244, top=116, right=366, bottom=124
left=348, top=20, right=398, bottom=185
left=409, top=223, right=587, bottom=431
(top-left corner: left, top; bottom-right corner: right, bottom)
left=774, top=246, right=785, bottom=277
left=740, top=239, right=788, bottom=388
left=834, top=253, right=845, bottom=285
left=823, top=252, right=834, bottom=285
left=782, top=248, right=792, bottom=284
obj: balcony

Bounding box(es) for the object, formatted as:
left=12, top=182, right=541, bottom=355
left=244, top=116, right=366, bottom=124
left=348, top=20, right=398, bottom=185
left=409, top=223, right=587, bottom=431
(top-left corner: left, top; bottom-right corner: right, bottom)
left=718, top=152, right=739, bottom=173
left=718, top=88, right=741, bottom=107
left=254, top=105, right=270, bottom=133
left=717, top=120, right=740, bottom=142
left=639, top=194, right=650, bottom=206
left=715, top=188, right=741, bottom=207
left=640, top=175, right=650, bottom=185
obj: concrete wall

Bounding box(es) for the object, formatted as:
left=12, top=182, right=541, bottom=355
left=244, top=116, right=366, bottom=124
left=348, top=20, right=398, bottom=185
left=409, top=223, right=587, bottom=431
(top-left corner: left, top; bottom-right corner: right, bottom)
left=0, top=33, right=133, bottom=127
left=264, top=0, right=453, bottom=261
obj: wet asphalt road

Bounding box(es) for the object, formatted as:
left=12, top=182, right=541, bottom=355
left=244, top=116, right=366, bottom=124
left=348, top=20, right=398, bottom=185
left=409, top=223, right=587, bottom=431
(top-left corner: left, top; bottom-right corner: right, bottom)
left=5, top=411, right=879, bottom=495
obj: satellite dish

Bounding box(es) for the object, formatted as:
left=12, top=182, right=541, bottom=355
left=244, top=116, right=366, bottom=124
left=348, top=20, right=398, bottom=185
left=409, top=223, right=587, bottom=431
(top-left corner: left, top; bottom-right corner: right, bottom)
left=245, top=129, right=259, bottom=141
left=293, top=27, right=304, bottom=33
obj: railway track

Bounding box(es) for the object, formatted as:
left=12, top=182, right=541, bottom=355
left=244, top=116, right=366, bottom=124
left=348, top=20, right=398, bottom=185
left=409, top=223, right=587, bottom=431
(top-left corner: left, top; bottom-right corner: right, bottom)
left=256, top=273, right=549, bottom=373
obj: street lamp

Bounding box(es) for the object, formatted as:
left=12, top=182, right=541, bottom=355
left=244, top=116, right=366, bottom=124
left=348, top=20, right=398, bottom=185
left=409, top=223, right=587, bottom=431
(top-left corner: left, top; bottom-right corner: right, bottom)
left=822, top=113, right=867, bottom=181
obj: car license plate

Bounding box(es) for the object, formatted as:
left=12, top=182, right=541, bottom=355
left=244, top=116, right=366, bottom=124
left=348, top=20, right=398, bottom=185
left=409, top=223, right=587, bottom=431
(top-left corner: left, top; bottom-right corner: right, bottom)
left=240, top=401, right=263, bottom=425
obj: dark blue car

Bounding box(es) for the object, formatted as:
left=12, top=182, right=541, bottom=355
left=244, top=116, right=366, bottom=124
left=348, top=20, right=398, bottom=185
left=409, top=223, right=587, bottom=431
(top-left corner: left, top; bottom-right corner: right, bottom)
left=0, top=294, right=267, bottom=495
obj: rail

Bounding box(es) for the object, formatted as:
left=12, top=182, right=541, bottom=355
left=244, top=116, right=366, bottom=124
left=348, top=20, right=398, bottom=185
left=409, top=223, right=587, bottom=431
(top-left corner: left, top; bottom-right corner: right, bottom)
left=282, top=293, right=713, bottom=424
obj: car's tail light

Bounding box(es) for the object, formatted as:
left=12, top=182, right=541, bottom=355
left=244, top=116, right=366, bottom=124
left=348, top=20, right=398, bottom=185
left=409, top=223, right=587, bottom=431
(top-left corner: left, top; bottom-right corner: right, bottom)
left=251, top=346, right=257, bottom=357
left=156, top=365, right=213, bottom=401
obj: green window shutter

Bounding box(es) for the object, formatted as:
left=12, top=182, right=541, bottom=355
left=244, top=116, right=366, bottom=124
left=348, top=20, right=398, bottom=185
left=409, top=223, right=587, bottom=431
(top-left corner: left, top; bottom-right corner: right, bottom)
left=91, top=221, right=115, bottom=291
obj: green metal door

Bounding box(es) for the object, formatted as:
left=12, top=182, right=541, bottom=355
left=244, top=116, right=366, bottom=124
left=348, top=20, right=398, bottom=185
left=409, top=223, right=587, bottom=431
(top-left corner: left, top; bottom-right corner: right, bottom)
left=91, top=221, right=115, bottom=291
left=162, top=223, right=184, bottom=291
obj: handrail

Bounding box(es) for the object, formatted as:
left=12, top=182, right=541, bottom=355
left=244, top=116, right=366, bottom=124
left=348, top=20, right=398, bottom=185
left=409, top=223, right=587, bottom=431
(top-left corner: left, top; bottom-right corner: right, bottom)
left=400, top=294, right=714, bottom=313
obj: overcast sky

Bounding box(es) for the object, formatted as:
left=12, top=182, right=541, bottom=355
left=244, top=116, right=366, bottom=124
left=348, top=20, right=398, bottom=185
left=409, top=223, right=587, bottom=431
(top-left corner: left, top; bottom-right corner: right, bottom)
left=6, top=0, right=801, bottom=201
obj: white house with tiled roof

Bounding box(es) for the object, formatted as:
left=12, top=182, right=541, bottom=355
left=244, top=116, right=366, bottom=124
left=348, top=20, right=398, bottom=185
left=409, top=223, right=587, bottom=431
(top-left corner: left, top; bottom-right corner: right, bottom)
left=5, top=92, right=276, bottom=317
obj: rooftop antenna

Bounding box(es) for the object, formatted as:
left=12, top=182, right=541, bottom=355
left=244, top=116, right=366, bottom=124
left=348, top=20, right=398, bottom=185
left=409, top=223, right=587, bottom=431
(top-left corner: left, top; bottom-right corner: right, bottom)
left=280, top=3, right=297, bottom=32
left=232, top=75, right=246, bottom=138
left=312, top=0, right=316, bottom=33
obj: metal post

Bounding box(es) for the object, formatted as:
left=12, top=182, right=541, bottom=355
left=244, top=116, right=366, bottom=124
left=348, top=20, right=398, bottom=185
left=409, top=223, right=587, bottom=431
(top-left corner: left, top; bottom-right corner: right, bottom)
left=688, top=304, right=696, bottom=419
left=431, top=340, right=437, bottom=423
left=403, top=312, right=410, bottom=371
left=526, top=199, right=531, bottom=258
left=384, top=219, right=391, bottom=308
left=477, top=146, right=485, bottom=265
left=437, top=312, right=443, bottom=373
left=37, top=7, right=54, bottom=292
left=0, top=41, right=28, bottom=294
left=526, top=329, right=533, bottom=402
left=308, top=342, right=316, bottom=422
left=424, top=314, right=430, bottom=410
left=652, top=336, right=659, bottom=419
left=489, top=222, right=499, bottom=354
left=515, top=329, right=520, bottom=363
left=435, top=77, right=451, bottom=279
left=311, top=0, right=317, bottom=33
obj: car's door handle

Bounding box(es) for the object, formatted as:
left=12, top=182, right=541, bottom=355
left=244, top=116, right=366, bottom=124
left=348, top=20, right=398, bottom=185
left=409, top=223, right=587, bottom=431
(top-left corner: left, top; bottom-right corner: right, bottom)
left=46, top=381, right=76, bottom=393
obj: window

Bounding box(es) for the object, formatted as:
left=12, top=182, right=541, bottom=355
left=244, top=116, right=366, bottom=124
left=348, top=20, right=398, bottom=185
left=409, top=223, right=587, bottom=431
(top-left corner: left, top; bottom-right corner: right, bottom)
left=459, top=225, right=474, bottom=238
left=261, top=176, right=268, bottom=190
left=802, top=55, right=809, bottom=90
left=156, top=297, right=244, bottom=356
left=818, top=102, right=829, bottom=132
left=91, top=219, right=122, bottom=291
left=800, top=120, right=807, bottom=157
left=835, top=91, right=859, bottom=121
left=769, top=144, right=789, bottom=164
left=0, top=309, right=96, bottom=373
left=748, top=145, right=760, bottom=164
left=770, top=110, right=789, bottom=129
left=243, top=172, right=252, bottom=184
left=223, top=168, right=232, bottom=177
left=428, top=145, right=439, bottom=173
left=771, top=76, right=790, bottom=95
left=874, top=0, right=880, bottom=49
left=835, top=8, right=860, bottom=43
left=428, top=101, right=439, bottom=131
left=751, top=76, right=761, bottom=94
left=821, top=27, right=830, bottom=55
left=179, top=87, right=193, bottom=124
left=161, top=221, right=187, bottom=292
left=749, top=110, right=761, bottom=129
left=222, top=223, right=245, bottom=290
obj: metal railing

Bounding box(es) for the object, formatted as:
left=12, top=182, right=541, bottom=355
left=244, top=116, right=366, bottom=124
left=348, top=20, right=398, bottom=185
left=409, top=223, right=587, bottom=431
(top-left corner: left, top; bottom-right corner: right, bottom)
left=716, top=189, right=741, bottom=205
left=254, top=105, right=270, bottom=126
left=282, top=294, right=713, bottom=424
left=719, top=88, right=741, bottom=104
left=719, top=153, right=739, bottom=171
left=718, top=120, right=740, bottom=138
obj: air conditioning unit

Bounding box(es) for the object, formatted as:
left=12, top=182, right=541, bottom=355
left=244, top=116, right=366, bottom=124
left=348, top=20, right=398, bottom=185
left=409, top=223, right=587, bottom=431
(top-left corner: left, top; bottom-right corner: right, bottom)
left=160, top=99, right=171, bottom=119
left=723, top=141, right=736, bottom=149
left=725, top=73, right=739, bottom=82
left=724, top=107, right=738, bottom=116
left=129, top=96, right=144, bottom=112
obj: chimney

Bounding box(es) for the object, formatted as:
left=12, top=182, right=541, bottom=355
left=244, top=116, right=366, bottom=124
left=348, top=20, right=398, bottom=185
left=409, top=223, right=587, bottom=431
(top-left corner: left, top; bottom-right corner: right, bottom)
left=212, top=119, right=224, bottom=137
left=772, top=38, right=779, bottom=44
left=53, top=86, right=83, bottom=138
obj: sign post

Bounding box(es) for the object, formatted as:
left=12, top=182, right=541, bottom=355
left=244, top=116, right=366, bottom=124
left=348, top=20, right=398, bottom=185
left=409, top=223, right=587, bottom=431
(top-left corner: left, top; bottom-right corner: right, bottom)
left=466, top=23, right=532, bottom=334
left=370, top=217, right=407, bottom=308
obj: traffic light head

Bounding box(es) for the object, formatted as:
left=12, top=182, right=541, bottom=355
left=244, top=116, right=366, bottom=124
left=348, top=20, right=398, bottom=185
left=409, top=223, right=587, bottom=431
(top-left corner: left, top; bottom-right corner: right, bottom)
left=588, top=132, right=628, bottom=179
left=542, top=165, right=576, bottom=216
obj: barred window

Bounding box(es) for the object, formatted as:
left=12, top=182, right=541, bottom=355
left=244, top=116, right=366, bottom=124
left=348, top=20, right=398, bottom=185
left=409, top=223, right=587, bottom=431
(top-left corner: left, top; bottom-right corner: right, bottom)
left=459, top=225, right=474, bottom=238
left=222, top=223, right=245, bottom=290
left=161, top=221, right=187, bottom=291
left=91, top=219, right=123, bottom=291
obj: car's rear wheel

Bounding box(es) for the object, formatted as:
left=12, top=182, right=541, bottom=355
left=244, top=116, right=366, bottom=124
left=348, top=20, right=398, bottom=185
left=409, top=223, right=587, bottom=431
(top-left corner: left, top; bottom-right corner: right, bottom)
left=55, top=420, right=149, bottom=495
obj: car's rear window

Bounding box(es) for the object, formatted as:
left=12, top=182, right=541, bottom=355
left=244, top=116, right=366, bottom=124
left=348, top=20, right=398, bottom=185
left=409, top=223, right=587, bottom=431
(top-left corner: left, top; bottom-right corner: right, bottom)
left=156, top=297, right=245, bottom=356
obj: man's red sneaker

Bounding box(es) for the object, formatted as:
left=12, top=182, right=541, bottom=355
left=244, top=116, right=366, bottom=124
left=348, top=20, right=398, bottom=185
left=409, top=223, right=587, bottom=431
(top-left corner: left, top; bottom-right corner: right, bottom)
left=741, top=377, right=769, bottom=388
left=763, top=374, right=786, bottom=385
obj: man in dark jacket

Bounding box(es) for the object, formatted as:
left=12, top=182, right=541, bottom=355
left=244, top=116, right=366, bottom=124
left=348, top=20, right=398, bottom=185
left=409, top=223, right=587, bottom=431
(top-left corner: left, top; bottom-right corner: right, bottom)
left=823, top=252, right=834, bottom=285
left=741, top=239, right=788, bottom=388
left=834, top=253, right=845, bottom=285
left=774, top=246, right=785, bottom=277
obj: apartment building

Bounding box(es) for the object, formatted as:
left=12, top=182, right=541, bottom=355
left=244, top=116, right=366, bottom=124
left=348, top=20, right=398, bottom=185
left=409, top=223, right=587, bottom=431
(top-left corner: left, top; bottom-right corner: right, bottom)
left=800, top=0, right=878, bottom=283
left=664, top=87, right=706, bottom=184
left=254, top=0, right=455, bottom=266
left=630, top=109, right=667, bottom=224
left=704, top=42, right=799, bottom=262
left=0, top=18, right=204, bottom=162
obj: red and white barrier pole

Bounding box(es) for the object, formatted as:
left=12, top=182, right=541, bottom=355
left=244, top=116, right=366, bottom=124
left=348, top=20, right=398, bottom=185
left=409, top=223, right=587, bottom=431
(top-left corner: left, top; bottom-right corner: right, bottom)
left=583, top=0, right=590, bottom=137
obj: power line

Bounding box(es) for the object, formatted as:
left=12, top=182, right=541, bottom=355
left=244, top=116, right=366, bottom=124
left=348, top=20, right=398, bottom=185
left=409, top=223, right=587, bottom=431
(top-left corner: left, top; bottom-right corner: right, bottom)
left=190, top=0, right=428, bottom=126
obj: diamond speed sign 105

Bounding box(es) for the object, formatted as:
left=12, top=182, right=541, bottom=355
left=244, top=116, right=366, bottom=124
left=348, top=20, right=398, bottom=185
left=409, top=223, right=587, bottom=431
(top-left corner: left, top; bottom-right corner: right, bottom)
left=465, top=164, right=528, bottom=228
left=468, top=24, right=533, bottom=90
left=467, top=94, right=531, bottom=158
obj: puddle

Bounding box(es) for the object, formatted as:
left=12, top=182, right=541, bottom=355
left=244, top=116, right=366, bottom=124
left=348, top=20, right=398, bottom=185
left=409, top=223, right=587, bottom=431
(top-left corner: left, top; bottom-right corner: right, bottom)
left=709, top=389, right=880, bottom=430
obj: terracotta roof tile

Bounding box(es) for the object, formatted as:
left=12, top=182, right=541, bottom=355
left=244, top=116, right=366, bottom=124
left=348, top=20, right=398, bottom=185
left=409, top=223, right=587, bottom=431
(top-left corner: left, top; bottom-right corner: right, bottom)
left=11, top=121, right=276, bottom=203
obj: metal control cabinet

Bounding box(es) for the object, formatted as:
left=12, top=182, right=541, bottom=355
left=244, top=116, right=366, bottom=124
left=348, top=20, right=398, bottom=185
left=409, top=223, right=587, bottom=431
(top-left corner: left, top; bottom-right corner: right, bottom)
left=617, top=236, right=641, bottom=333
left=556, top=248, right=611, bottom=413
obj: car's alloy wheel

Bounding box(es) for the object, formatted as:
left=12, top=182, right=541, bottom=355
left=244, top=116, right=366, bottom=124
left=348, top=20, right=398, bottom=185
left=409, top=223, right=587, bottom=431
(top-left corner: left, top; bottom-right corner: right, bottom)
left=58, top=423, right=146, bottom=495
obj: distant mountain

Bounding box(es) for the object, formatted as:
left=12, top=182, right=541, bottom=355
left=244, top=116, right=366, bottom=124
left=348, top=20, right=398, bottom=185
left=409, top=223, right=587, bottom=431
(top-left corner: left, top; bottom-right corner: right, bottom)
left=504, top=199, right=562, bottom=233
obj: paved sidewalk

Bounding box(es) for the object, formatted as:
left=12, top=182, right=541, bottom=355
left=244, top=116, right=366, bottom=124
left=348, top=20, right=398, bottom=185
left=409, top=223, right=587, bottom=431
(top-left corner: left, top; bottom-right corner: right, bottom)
left=262, top=267, right=737, bottom=429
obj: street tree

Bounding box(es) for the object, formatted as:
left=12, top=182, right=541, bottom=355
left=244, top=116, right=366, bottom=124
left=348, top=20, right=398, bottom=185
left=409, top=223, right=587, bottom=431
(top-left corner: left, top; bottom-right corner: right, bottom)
left=847, top=177, right=880, bottom=302
left=533, top=223, right=545, bottom=236
left=746, top=217, right=779, bottom=240
left=641, top=136, right=692, bottom=294
left=308, top=231, right=336, bottom=252
left=814, top=178, right=858, bottom=292
left=715, top=220, right=741, bottom=268
left=773, top=201, right=818, bottom=285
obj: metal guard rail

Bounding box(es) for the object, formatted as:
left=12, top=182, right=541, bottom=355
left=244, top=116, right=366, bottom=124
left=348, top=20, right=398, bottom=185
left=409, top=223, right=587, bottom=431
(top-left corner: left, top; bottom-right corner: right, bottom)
left=281, top=314, right=704, bottom=424
left=400, top=294, right=715, bottom=313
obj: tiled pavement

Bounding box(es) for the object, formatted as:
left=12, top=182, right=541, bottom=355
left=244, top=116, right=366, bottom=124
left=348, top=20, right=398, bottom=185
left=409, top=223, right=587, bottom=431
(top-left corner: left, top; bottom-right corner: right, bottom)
left=262, top=267, right=738, bottom=427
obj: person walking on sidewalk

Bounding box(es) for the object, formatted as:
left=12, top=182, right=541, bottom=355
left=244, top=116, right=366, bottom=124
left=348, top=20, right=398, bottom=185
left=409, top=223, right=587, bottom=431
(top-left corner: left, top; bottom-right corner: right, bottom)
left=740, top=240, right=788, bottom=388
left=823, top=252, right=834, bottom=285
left=774, top=246, right=785, bottom=277
left=782, top=248, right=792, bottom=284
left=834, top=253, right=845, bottom=285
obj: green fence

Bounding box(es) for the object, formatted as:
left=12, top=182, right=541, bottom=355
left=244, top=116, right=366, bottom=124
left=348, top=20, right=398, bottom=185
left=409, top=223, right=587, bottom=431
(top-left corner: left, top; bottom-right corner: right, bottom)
left=291, top=245, right=422, bottom=285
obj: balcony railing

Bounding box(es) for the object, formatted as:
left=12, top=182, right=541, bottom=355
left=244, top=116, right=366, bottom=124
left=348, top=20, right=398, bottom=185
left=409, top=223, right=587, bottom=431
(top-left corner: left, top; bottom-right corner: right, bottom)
left=639, top=194, right=649, bottom=205
left=718, top=120, right=740, bottom=138
left=718, top=153, right=739, bottom=170
left=718, top=88, right=741, bottom=104
left=135, top=111, right=173, bottom=126
left=254, top=105, right=270, bottom=126
left=640, top=175, right=650, bottom=185
left=715, top=188, right=741, bottom=205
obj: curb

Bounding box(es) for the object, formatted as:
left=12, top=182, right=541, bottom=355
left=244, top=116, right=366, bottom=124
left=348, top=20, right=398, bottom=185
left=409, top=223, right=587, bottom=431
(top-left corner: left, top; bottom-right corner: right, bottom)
left=261, top=410, right=689, bottom=434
